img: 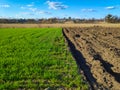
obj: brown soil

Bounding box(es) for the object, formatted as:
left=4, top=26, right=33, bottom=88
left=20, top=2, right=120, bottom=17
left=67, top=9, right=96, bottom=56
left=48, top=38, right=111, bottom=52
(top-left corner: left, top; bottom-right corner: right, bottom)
left=63, top=26, right=120, bottom=90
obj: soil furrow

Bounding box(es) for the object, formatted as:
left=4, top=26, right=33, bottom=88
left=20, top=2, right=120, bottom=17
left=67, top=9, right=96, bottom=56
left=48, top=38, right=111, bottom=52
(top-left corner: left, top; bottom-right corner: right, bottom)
left=63, top=27, right=120, bottom=90
left=62, top=28, right=104, bottom=90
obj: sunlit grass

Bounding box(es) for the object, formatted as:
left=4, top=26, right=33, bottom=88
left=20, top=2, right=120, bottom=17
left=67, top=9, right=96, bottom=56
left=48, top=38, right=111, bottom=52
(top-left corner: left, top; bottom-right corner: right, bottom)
left=0, top=28, right=88, bottom=89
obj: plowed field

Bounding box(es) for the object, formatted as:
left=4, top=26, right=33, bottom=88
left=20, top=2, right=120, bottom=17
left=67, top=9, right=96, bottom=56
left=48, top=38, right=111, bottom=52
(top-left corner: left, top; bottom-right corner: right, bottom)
left=63, top=26, right=120, bottom=90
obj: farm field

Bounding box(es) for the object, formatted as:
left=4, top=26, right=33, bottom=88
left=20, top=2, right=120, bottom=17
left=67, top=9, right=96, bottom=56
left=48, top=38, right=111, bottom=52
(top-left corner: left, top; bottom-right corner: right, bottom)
left=63, top=26, right=120, bottom=90
left=0, top=23, right=120, bottom=28
left=1, top=0, right=120, bottom=89
left=0, top=28, right=88, bottom=90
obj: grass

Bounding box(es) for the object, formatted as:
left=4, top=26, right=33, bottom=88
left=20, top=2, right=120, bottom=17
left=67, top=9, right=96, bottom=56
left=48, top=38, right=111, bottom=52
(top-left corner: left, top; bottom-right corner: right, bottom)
left=0, top=28, right=88, bottom=90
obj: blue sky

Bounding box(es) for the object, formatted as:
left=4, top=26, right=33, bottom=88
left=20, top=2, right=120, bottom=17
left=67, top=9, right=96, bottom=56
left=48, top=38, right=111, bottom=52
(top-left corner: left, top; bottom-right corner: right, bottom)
left=0, top=0, right=120, bottom=19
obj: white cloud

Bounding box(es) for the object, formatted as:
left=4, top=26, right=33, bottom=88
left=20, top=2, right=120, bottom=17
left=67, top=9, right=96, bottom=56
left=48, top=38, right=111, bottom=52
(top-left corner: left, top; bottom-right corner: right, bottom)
left=0, top=4, right=10, bottom=8
left=20, top=2, right=34, bottom=9
left=20, top=2, right=51, bottom=15
left=37, top=11, right=51, bottom=14
left=28, top=7, right=51, bottom=14
left=81, top=9, right=96, bottom=12
left=29, top=8, right=37, bottom=12
left=105, top=6, right=116, bottom=10
left=46, top=1, right=68, bottom=10
left=27, top=4, right=34, bottom=7
left=20, top=6, right=26, bottom=9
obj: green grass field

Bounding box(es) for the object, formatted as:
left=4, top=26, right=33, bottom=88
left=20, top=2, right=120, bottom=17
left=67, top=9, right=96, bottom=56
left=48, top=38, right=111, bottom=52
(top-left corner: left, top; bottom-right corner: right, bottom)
left=0, top=28, right=88, bottom=90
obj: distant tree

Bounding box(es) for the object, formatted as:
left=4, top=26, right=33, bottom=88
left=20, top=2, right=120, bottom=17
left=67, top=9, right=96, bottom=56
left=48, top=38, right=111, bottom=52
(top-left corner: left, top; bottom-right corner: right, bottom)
left=112, top=16, right=119, bottom=23
left=26, top=19, right=36, bottom=23
left=68, top=17, right=72, bottom=21
left=105, top=14, right=120, bottom=23
left=105, top=14, right=113, bottom=23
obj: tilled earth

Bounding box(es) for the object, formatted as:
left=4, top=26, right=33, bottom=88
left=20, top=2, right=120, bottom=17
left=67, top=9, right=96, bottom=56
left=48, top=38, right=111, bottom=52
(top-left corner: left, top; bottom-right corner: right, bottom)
left=63, top=26, right=120, bottom=90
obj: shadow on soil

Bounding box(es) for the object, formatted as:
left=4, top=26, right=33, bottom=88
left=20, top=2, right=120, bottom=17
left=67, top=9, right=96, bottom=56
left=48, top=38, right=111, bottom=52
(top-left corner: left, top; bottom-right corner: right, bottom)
left=93, top=54, right=120, bottom=83
left=62, top=29, right=102, bottom=90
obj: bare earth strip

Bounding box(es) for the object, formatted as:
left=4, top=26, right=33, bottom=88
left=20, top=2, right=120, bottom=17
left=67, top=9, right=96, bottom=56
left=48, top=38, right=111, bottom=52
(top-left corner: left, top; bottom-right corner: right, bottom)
left=63, top=26, right=120, bottom=90
left=1, top=23, right=120, bottom=28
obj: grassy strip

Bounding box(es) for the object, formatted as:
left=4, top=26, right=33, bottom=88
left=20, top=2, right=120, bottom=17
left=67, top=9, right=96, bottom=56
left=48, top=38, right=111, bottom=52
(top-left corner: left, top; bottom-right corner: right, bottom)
left=0, top=28, right=88, bottom=89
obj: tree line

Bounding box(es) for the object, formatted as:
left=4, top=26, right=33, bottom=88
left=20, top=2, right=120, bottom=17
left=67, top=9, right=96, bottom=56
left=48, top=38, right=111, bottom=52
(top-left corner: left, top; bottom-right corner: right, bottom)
left=0, top=14, right=119, bottom=24
left=0, top=18, right=103, bottom=24
left=105, top=14, right=120, bottom=23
